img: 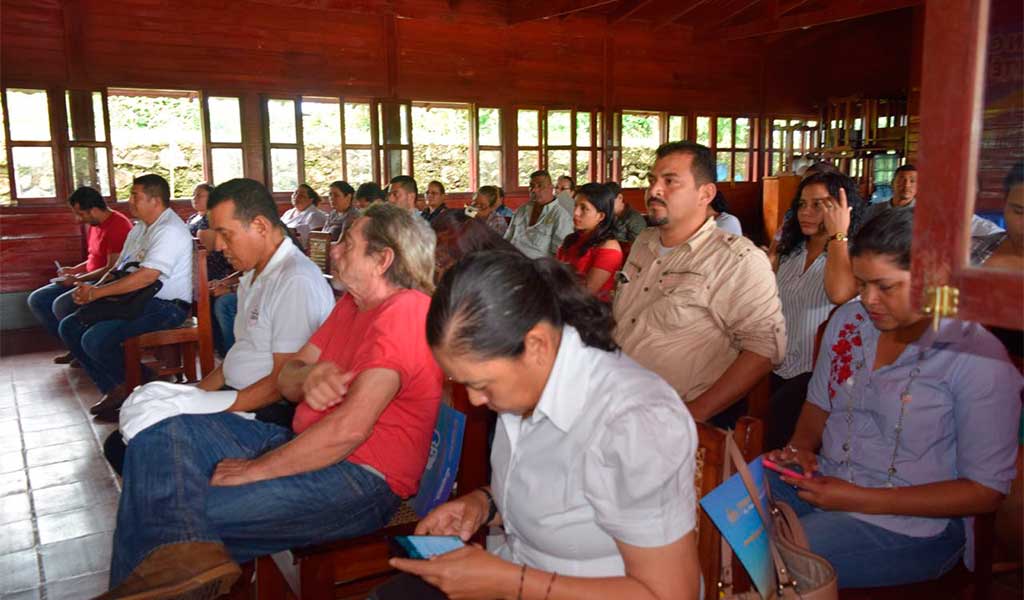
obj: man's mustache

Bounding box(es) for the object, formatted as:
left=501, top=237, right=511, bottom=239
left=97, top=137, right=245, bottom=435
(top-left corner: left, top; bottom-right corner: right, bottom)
left=647, top=197, right=667, bottom=208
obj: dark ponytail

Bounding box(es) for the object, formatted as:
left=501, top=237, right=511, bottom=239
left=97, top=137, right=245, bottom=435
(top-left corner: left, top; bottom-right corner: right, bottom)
left=427, top=251, right=617, bottom=359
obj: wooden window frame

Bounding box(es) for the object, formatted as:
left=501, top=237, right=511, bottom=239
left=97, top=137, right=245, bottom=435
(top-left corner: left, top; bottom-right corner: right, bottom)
left=201, top=93, right=246, bottom=184
left=699, top=114, right=759, bottom=183
left=764, top=116, right=818, bottom=177
left=377, top=101, right=412, bottom=183
left=912, top=0, right=1022, bottom=330
left=64, top=89, right=116, bottom=201
left=262, top=95, right=304, bottom=194
left=1, top=87, right=66, bottom=206
left=513, top=107, right=543, bottom=190
left=341, top=99, right=380, bottom=185
left=474, top=105, right=503, bottom=190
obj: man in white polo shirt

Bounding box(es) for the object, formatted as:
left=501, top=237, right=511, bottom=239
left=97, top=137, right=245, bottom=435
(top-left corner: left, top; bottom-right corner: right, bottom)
left=60, top=174, right=194, bottom=420
left=103, top=178, right=335, bottom=472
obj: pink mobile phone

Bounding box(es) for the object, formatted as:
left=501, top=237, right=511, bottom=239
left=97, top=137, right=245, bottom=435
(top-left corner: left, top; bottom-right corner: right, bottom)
left=762, top=457, right=810, bottom=480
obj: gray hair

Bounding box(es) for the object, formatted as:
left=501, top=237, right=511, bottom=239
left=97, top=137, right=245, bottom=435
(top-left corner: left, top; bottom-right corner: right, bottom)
left=362, top=203, right=436, bottom=295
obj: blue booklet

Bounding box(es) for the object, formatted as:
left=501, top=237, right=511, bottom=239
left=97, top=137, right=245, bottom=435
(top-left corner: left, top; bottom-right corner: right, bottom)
left=699, top=456, right=774, bottom=599
left=411, top=403, right=466, bottom=517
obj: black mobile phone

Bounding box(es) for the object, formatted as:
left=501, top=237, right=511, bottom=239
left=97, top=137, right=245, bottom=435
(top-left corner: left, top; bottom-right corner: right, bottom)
left=388, top=535, right=465, bottom=560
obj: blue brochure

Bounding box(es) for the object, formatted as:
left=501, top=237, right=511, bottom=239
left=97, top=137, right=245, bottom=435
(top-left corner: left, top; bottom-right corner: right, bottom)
left=699, top=456, right=774, bottom=599
left=411, top=403, right=466, bottom=517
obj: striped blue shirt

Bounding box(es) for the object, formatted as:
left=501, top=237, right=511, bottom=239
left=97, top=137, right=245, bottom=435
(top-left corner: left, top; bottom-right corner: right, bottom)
left=775, top=246, right=835, bottom=378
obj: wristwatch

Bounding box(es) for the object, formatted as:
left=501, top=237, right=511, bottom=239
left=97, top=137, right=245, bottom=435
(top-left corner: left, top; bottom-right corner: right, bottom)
left=828, top=232, right=848, bottom=244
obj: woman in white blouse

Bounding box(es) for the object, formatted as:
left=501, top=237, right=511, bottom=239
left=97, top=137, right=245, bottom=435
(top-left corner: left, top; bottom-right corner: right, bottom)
left=392, top=251, right=700, bottom=600
left=767, top=171, right=865, bottom=449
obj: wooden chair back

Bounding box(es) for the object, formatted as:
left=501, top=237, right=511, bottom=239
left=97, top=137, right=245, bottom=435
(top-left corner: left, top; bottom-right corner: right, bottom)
left=193, top=246, right=214, bottom=377
left=307, top=231, right=332, bottom=274
left=695, top=416, right=763, bottom=600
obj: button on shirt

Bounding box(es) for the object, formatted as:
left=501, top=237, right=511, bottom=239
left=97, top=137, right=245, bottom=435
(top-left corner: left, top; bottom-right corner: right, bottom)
left=775, top=246, right=835, bottom=379
left=613, top=218, right=786, bottom=402
left=116, top=208, right=193, bottom=302
left=504, top=200, right=574, bottom=259
left=491, top=326, right=697, bottom=577
left=810, top=301, right=1023, bottom=537
left=222, top=239, right=335, bottom=390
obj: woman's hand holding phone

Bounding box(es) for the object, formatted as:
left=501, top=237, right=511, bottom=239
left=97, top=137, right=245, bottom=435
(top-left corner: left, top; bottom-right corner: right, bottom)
left=415, top=490, right=490, bottom=542
left=765, top=444, right=819, bottom=477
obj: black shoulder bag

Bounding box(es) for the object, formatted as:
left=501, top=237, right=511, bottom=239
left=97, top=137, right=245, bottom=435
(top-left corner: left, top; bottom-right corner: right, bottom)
left=72, top=261, right=165, bottom=326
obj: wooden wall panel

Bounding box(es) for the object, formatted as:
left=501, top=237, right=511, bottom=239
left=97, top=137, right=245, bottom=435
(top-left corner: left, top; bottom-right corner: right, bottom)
left=1, top=0, right=67, bottom=85
left=0, top=0, right=915, bottom=297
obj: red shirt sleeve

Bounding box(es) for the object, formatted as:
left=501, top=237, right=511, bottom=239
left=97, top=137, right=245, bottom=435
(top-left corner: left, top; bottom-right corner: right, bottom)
left=103, top=212, right=133, bottom=256
left=591, top=246, right=624, bottom=273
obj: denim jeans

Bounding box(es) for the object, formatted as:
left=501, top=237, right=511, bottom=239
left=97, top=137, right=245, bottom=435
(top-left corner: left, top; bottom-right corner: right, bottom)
left=27, top=283, right=78, bottom=342
left=212, top=293, right=238, bottom=356
left=57, top=297, right=188, bottom=394
left=110, top=413, right=400, bottom=587
left=767, top=470, right=965, bottom=588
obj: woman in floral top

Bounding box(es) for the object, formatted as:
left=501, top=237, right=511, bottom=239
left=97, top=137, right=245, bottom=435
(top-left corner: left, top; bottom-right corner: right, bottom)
left=765, top=209, right=1021, bottom=589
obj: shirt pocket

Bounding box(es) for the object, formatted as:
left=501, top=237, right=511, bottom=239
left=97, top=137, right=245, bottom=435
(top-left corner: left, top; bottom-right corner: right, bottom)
left=616, top=258, right=643, bottom=287
left=651, top=271, right=709, bottom=328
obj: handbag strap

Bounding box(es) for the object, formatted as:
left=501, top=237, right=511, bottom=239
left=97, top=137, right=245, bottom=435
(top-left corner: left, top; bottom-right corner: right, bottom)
left=725, top=437, right=800, bottom=595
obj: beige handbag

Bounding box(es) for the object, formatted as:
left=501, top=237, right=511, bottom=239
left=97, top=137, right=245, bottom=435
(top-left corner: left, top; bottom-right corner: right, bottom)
left=722, top=438, right=838, bottom=600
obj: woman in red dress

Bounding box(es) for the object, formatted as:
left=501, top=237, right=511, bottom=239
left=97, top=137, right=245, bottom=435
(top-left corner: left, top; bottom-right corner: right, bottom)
left=556, top=182, right=624, bottom=301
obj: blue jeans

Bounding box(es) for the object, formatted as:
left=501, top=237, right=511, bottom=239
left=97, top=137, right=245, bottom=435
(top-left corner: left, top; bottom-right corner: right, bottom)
left=57, top=298, right=188, bottom=394
left=767, top=471, right=965, bottom=588
left=110, top=413, right=400, bottom=587
left=27, top=283, right=77, bottom=342
left=212, top=293, right=237, bottom=356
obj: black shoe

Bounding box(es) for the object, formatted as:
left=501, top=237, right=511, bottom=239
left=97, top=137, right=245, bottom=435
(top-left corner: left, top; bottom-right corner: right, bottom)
left=53, top=352, right=74, bottom=364
left=89, top=385, right=127, bottom=417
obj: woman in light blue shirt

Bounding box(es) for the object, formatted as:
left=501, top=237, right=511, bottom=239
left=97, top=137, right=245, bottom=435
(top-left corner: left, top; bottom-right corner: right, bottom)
left=766, top=208, right=1022, bottom=589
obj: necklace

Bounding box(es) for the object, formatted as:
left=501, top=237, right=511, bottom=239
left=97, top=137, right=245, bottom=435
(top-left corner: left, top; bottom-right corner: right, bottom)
left=837, top=323, right=926, bottom=487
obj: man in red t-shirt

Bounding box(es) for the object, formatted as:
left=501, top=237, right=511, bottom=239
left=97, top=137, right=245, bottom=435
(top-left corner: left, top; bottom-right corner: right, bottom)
left=104, top=203, right=443, bottom=598
left=27, top=186, right=133, bottom=363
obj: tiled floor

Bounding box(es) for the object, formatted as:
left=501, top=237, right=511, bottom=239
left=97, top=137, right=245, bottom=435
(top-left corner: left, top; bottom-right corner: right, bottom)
left=0, top=350, right=121, bottom=600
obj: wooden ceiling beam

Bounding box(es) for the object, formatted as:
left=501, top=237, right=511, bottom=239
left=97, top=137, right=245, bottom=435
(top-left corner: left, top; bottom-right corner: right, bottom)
left=607, top=0, right=655, bottom=24
left=507, top=0, right=620, bottom=25
left=712, top=0, right=921, bottom=40
left=777, top=0, right=817, bottom=16
left=658, top=0, right=715, bottom=27
left=715, top=0, right=769, bottom=27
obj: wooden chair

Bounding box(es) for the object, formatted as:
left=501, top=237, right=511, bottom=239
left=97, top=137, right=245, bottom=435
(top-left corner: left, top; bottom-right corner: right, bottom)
left=255, top=382, right=492, bottom=600
left=123, top=247, right=215, bottom=391
left=695, top=416, right=764, bottom=600
left=307, top=231, right=332, bottom=274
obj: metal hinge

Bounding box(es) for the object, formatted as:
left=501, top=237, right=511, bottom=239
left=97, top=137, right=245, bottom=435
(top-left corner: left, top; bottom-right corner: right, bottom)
left=922, top=285, right=960, bottom=330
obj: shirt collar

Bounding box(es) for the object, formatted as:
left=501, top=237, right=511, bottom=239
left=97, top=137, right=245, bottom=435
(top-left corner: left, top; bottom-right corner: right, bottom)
left=531, top=326, right=589, bottom=433
left=248, top=237, right=294, bottom=284
left=644, top=215, right=717, bottom=254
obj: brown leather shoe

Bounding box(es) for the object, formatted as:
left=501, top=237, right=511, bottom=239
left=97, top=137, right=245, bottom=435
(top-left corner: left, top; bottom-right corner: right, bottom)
left=96, top=541, right=241, bottom=600
left=54, top=351, right=75, bottom=364
left=70, top=358, right=83, bottom=369
left=90, top=385, right=128, bottom=418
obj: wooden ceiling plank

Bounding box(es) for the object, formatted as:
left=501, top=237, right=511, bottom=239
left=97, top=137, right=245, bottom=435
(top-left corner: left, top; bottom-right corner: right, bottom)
left=716, top=0, right=769, bottom=27
left=661, top=0, right=716, bottom=26
left=608, top=0, right=655, bottom=24
left=714, top=0, right=920, bottom=40
left=507, top=0, right=620, bottom=25
left=777, top=0, right=817, bottom=16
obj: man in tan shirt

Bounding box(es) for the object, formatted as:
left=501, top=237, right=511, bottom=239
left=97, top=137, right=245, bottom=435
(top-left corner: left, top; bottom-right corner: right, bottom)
left=613, top=141, right=785, bottom=425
